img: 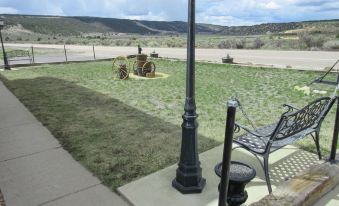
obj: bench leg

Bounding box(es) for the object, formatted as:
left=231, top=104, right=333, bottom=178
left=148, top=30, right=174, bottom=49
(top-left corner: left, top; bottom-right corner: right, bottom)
left=314, top=131, right=322, bottom=160
left=233, top=144, right=272, bottom=193
left=264, top=154, right=272, bottom=194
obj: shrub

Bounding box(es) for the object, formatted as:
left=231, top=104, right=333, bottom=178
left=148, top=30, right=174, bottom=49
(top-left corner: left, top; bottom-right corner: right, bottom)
left=17, top=37, right=22, bottom=41
left=323, top=40, right=339, bottom=50
left=102, top=40, right=111, bottom=46
left=336, top=34, right=339, bottom=39
left=218, top=40, right=233, bottom=49
left=125, top=40, right=132, bottom=46
left=217, top=41, right=225, bottom=49
left=236, top=39, right=246, bottom=49
left=165, top=40, right=176, bottom=47
left=114, top=40, right=123, bottom=46
left=275, top=40, right=282, bottom=48
left=5, top=37, right=10, bottom=41
left=65, top=39, right=75, bottom=44
left=298, top=33, right=324, bottom=49
left=147, top=41, right=160, bottom=47
left=37, top=37, right=42, bottom=41
left=253, top=38, right=265, bottom=49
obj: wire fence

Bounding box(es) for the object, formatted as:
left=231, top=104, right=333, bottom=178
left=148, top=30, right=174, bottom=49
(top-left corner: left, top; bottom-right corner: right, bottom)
left=1, top=44, right=111, bottom=66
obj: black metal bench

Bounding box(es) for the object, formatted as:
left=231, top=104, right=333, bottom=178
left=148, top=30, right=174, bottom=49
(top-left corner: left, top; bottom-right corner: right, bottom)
left=7, top=50, right=32, bottom=64
left=233, top=96, right=337, bottom=193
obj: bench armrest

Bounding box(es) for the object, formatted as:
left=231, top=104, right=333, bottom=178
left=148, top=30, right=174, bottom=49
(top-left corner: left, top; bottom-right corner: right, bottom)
left=283, top=104, right=300, bottom=113
left=234, top=122, right=271, bottom=138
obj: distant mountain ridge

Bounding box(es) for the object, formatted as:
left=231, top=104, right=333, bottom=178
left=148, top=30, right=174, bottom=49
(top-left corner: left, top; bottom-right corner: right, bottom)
left=1, top=14, right=339, bottom=36
left=2, top=14, right=224, bottom=35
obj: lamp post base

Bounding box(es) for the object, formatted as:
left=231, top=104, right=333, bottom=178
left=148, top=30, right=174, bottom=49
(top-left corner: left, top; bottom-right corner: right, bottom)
left=172, top=113, right=206, bottom=194
left=172, top=176, right=205, bottom=194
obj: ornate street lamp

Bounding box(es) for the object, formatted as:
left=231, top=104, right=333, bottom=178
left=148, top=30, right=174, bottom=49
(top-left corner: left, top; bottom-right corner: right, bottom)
left=172, top=0, right=205, bottom=194
left=0, top=19, right=10, bottom=70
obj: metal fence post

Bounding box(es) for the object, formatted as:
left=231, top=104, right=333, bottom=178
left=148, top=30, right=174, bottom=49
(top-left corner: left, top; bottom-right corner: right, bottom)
left=31, top=46, right=35, bottom=63
left=64, top=44, right=68, bottom=62
left=93, top=44, right=96, bottom=60
left=219, top=99, right=238, bottom=206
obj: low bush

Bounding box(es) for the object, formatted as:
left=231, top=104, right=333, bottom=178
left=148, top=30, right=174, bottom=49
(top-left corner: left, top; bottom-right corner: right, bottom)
left=65, top=39, right=76, bottom=44
left=323, top=40, right=339, bottom=50
left=253, top=38, right=265, bottom=49
left=298, top=33, right=325, bottom=49
left=125, top=40, right=132, bottom=46
left=114, top=40, right=124, bottom=46
left=236, top=39, right=246, bottom=49
left=217, top=40, right=233, bottom=49
left=147, top=41, right=160, bottom=47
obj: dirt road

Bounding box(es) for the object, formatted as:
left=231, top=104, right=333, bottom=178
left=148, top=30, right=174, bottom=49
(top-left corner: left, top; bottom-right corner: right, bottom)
left=5, top=43, right=339, bottom=70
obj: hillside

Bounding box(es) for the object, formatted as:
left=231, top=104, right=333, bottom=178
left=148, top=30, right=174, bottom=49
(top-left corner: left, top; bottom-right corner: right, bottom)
left=219, top=22, right=303, bottom=35
left=1, top=14, right=338, bottom=51
left=3, top=14, right=338, bottom=36
left=2, top=14, right=224, bottom=35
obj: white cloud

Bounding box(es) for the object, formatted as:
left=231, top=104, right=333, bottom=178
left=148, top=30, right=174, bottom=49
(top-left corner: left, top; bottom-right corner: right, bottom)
left=0, top=7, right=18, bottom=14
left=263, top=1, right=281, bottom=10
left=126, top=12, right=166, bottom=21
left=0, top=0, right=339, bottom=26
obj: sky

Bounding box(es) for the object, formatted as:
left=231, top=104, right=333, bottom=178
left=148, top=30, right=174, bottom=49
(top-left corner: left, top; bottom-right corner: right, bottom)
left=0, top=0, right=339, bottom=26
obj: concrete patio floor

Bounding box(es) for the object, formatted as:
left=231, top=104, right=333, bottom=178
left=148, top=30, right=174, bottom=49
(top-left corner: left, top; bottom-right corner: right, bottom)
left=118, top=144, right=323, bottom=206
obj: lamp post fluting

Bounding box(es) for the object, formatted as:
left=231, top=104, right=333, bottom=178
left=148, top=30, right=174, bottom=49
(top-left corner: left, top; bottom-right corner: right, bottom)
left=172, top=0, right=205, bottom=194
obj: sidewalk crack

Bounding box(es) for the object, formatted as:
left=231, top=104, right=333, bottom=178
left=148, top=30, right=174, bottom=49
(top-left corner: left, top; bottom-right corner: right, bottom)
left=38, top=183, right=102, bottom=206
left=0, top=146, right=61, bottom=163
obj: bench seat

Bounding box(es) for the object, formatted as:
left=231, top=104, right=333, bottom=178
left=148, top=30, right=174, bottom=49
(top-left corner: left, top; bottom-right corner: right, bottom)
left=234, top=123, right=316, bottom=154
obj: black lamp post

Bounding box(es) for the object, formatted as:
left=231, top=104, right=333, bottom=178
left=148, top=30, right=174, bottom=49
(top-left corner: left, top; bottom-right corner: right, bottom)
left=0, top=19, right=10, bottom=70
left=172, top=0, right=206, bottom=194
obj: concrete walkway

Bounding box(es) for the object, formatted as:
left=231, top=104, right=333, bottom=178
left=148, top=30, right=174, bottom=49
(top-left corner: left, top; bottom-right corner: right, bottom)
left=0, top=81, right=128, bottom=206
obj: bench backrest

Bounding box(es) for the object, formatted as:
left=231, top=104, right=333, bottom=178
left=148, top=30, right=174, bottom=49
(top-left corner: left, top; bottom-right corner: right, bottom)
left=272, top=97, right=336, bottom=141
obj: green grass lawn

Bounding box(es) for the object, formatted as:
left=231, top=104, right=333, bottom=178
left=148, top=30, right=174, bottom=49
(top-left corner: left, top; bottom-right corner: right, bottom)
left=0, top=59, right=337, bottom=191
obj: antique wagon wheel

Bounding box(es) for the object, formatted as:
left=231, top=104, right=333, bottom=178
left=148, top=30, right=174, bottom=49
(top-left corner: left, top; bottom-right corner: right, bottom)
left=112, top=56, right=130, bottom=80
left=142, top=61, right=156, bottom=76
